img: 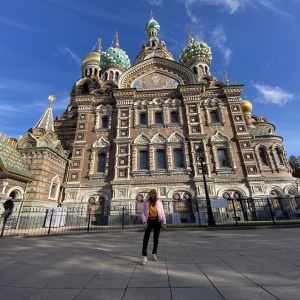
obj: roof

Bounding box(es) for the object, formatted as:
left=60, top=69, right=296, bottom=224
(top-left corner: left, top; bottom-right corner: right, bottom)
left=0, top=140, right=34, bottom=181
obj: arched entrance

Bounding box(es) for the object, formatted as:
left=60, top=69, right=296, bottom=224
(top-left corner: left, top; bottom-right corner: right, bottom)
left=172, top=192, right=193, bottom=223
left=88, top=196, right=105, bottom=225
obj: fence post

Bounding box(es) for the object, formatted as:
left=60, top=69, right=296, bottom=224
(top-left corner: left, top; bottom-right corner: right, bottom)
left=122, top=207, right=125, bottom=230
left=267, top=198, right=276, bottom=225
left=87, top=208, right=91, bottom=232
left=0, top=209, right=10, bottom=237
left=195, top=199, right=201, bottom=226
left=231, top=199, right=239, bottom=226
left=48, top=209, right=54, bottom=235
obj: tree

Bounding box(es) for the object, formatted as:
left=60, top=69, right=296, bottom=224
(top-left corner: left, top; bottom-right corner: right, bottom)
left=288, top=155, right=300, bottom=178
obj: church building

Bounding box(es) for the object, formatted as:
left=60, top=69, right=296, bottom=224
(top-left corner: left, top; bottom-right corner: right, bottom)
left=0, top=16, right=297, bottom=223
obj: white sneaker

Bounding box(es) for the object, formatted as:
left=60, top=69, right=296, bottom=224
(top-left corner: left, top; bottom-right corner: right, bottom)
left=152, top=254, right=158, bottom=261
left=140, top=256, right=147, bottom=265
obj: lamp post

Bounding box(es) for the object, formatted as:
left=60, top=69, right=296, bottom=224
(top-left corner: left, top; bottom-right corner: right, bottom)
left=197, top=146, right=216, bottom=226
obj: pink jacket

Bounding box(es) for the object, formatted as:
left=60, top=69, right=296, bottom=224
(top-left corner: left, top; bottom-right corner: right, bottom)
left=141, top=198, right=167, bottom=225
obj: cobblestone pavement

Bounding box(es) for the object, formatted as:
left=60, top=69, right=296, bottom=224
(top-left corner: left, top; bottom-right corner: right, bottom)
left=0, top=227, right=299, bottom=299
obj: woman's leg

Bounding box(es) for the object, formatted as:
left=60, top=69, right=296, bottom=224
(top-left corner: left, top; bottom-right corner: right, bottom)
left=152, top=220, right=161, bottom=254
left=142, top=221, right=153, bottom=256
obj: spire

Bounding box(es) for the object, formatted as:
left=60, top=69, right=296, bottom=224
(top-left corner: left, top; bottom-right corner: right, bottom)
left=34, top=95, right=56, bottom=131
left=150, top=10, right=154, bottom=20
left=114, top=31, right=119, bottom=48
left=188, top=27, right=194, bottom=43
left=97, top=38, right=102, bottom=53
left=223, top=69, right=229, bottom=85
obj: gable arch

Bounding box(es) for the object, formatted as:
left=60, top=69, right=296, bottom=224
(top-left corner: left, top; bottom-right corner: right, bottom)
left=134, top=133, right=151, bottom=145
left=119, top=57, right=196, bottom=89
left=151, top=132, right=168, bottom=144
left=168, top=131, right=186, bottom=143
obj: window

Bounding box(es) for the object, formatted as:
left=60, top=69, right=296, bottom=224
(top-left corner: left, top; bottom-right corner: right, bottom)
left=139, top=150, right=148, bottom=169
left=140, top=113, right=147, bottom=125
left=218, top=149, right=229, bottom=167
left=170, top=112, right=178, bottom=123
left=259, top=148, right=268, bottom=165
left=173, top=149, right=183, bottom=168
left=156, top=150, right=166, bottom=168
left=210, top=111, right=218, bottom=122
left=102, top=117, right=108, bottom=128
left=50, top=184, right=57, bottom=198
left=97, top=154, right=106, bottom=172
left=155, top=112, right=162, bottom=124
left=275, top=148, right=284, bottom=165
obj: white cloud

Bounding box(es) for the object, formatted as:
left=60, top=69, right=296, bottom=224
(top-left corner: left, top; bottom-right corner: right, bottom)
left=0, top=16, right=37, bottom=30
left=0, top=104, right=24, bottom=115
left=59, top=47, right=81, bottom=66
left=211, top=25, right=232, bottom=65
left=253, top=83, right=295, bottom=106
left=178, top=0, right=292, bottom=20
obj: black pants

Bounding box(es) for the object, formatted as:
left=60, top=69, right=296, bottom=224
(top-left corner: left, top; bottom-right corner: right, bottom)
left=142, top=219, right=161, bottom=256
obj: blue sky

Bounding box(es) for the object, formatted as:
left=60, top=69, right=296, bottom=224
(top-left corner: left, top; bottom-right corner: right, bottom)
left=1, top=0, right=300, bottom=157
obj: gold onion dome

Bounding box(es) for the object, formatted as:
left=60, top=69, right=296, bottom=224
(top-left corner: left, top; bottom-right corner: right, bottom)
left=240, top=100, right=253, bottom=113
left=82, top=38, right=102, bottom=65
left=82, top=52, right=101, bottom=65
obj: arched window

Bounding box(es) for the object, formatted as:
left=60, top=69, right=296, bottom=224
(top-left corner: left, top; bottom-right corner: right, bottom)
left=49, top=175, right=60, bottom=200
left=82, top=83, right=89, bottom=94
left=115, top=72, right=119, bottom=80
left=275, top=148, right=284, bottom=165
left=173, top=149, right=183, bottom=168
left=259, top=148, right=268, bottom=165
left=170, top=111, right=178, bottom=123
left=218, top=149, right=229, bottom=167
left=156, top=149, right=166, bottom=168
left=104, top=72, right=108, bottom=81
left=193, top=66, right=198, bottom=74
left=155, top=112, right=162, bottom=124
left=139, top=150, right=149, bottom=169
left=140, top=113, right=147, bottom=125
left=97, top=154, right=106, bottom=172
left=102, top=117, right=108, bottom=128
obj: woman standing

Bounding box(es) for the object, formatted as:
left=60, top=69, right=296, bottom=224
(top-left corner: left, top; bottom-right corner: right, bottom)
left=140, top=189, right=166, bottom=265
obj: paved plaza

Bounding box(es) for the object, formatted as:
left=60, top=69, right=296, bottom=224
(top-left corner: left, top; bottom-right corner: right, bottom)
left=0, top=227, right=299, bottom=299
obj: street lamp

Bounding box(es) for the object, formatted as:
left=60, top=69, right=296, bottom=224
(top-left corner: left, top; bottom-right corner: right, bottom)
left=197, top=146, right=216, bottom=226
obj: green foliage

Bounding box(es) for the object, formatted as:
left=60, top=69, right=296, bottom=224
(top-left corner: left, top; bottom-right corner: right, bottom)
left=289, top=155, right=300, bottom=178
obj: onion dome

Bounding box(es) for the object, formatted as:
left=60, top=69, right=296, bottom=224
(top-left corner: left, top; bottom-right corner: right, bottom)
left=82, top=52, right=101, bottom=65
left=180, top=40, right=212, bottom=64
left=240, top=100, right=253, bottom=113
left=100, top=32, right=131, bottom=70
left=82, top=38, right=102, bottom=65
left=145, top=18, right=160, bottom=34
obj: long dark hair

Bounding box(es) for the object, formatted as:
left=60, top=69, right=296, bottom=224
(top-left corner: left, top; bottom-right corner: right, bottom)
left=149, top=194, right=157, bottom=206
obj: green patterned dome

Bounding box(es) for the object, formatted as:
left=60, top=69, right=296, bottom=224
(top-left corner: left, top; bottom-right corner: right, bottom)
left=180, top=40, right=212, bottom=64
left=100, top=47, right=131, bottom=70
left=145, top=18, right=160, bottom=34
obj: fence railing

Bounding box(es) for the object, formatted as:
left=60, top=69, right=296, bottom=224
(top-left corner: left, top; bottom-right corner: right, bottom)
left=1, top=197, right=300, bottom=237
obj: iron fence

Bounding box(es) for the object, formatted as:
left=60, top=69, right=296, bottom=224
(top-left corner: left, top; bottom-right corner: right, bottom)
left=1, top=197, right=300, bottom=237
